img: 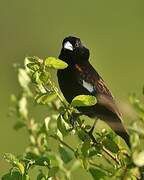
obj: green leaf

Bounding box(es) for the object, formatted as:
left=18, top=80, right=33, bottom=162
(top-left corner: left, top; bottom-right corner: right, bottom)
left=35, top=93, right=57, bottom=104
left=37, top=170, right=46, bottom=180
left=16, top=162, right=25, bottom=175
left=128, top=122, right=144, bottom=136
left=88, top=147, right=101, bottom=157
left=48, top=167, right=59, bottom=177
left=10, top=94, right=17, bottom=103
left=71, top=95, right=97, bottom=107
left=27, top=63, right=40, bottom=71
left=23, top=174, right=30, bottom=180
left=2, top=171, right=22, bottom=180
left=4, top=153, right=18, bottom=164
left=81, top=138, right=91, bottom=157
left=57, top=115, right=70, bottom=136
left=59, top=145, right=74, bottom=163
left=44, top=117, right=51, bottom=132
left=89, top=167, right=106, bottom=180
left=4, top=153, right=25, bottom=175
left=102, top=137, right=119, bottom=153
left=70, top=160, right=81, bottom=172
left=13, top=121, right=26, bottom=131
left=35, top=154, right=50, bottom=166
left=26, top=56, right=40, bottom=63
left=45, top=57, right=68, bottom=69
left=18, top=68, right=31, bottom=95
left=130, top=133, right=140, bottom=149
left=57, top=129, right=63, bottom=140
left=129, top=93, right=144, bottom=113
left=46, top=153, right=60, bottom=167
left=18, top=96, right=28, bottom=119
left=24, top=152, right=50, bottom=167
left=77, top=129, right=88, bottom=141
left=133, top=151, right=144, bottom=167
left=32, top=71, right=42, bottom=84
left=127, top=167, right=141, bottom=180
left=37, top=84, right=47, bottom=93
left=40, top=71, right=49, bottom=83
left=82, top=158, right=89, bottom=169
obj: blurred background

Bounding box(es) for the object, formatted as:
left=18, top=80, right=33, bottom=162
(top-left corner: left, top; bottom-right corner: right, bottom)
left=0, top=0, right=144, bottom=178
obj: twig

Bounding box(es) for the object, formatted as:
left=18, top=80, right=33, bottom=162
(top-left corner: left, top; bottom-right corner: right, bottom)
left=89, top=160, right=112, bottom=175
left=82, top=127, right=120, bottom=165
left=47, top=80, right=67, bottom=108
left=49, top=135, right=75, bottom=153
left=120, top=166, right=128, bottom=180
left=44, top=78, right=121, bottom=165
left=102, top=147, right=120, bottom=165
left=51, top=101, right=59, bottom=111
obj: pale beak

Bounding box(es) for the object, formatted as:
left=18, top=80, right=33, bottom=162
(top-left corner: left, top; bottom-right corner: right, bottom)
left=64, top=41, right=73, bottom=51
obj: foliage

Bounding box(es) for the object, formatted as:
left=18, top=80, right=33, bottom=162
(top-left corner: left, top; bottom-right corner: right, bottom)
left=2, top=56, right=144, bottom=179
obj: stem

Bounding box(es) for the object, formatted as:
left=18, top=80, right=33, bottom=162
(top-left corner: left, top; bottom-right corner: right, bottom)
left=49, top=135, right=75, bottom=153
left=82, top=127, right=120, bottom=165
left=44, top=76, right=120, bottom=165
left=51, top=101, right=59, bottom=111
left=120, top=166, right=128, bottom=180
left=102, top=147, right=120, bottom=165
left=47, top=80, right=67, bottom=108
left=89, top=160, right=112, bottom=175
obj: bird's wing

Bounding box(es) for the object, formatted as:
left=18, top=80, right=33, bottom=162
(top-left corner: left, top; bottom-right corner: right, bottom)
left=74, top=63, right=122, bottom=117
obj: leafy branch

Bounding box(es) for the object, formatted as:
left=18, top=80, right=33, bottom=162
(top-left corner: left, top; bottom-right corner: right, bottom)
left=2, top=56, right=144, bottom=179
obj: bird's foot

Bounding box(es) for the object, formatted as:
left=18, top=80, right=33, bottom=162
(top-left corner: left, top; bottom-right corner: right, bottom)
left=70, top=112, right=82, bottom=129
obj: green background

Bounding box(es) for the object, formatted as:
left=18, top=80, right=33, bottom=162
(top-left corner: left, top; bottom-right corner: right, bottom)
left=0, top=0, right=144, bottom=178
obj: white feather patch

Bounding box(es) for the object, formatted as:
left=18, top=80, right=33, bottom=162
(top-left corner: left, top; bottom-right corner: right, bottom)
left=64, top=41, right=73, bottom=51
left=82, top=80, right=94, bottom=93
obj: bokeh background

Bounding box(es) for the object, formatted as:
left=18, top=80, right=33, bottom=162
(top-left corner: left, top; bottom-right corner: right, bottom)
left=0, top=0, right=144, bottom=178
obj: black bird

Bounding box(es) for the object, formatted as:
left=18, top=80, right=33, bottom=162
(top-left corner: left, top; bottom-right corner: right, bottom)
left=57, top=36, right=130, bottom=147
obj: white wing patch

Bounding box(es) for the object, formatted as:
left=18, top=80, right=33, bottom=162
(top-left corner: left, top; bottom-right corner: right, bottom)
left=82, top=80, right=94, bottom=93
left=64, top=41, right=73, bottom=51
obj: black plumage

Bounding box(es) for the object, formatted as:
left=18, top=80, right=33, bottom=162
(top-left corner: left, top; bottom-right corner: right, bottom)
left=57, top=36, right=130, bottom=147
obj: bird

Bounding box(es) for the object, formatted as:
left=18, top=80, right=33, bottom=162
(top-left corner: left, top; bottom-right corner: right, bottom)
left=57, top=36, right=130, bottom=147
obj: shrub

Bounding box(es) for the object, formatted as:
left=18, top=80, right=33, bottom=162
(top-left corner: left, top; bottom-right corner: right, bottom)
left=2, top=57, right=144, bottom=179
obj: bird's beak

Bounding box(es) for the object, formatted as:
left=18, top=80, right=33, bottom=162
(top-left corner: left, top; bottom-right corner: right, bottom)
left=64, top=41, right=73, bottom=51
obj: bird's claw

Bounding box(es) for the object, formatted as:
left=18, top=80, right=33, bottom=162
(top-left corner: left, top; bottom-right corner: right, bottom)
left=70, top=112, right=81, bottom=129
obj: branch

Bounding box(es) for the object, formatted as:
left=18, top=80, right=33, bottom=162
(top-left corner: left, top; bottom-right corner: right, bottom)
left=43, top=77, right=121, bottom=165
left=89, top=160, right=112, bottom=175
left=82, top=127, right=120, bottom=165
left=49, top=135, right=75, bottom=153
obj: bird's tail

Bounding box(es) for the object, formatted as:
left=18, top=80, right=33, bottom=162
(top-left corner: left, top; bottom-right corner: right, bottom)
left=115, top=128, right=130, bottom=148
left=78, top=106, right=130, bottom=147
left=102, top=114, right=130, bottom=148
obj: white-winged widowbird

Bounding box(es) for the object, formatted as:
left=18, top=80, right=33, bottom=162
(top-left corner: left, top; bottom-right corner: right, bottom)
left=57, top=36, right=130, bottom=147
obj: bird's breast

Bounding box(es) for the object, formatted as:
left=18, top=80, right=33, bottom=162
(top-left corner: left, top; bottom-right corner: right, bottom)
left=57, top=68, right=91, bottom=103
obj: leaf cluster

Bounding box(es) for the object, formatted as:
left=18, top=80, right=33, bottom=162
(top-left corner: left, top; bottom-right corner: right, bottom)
left=2, top=56, right=144, bottom=180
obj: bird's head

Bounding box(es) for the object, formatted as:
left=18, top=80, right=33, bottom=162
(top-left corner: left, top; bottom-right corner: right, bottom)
left=59, top=36, right=90, bottom=65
